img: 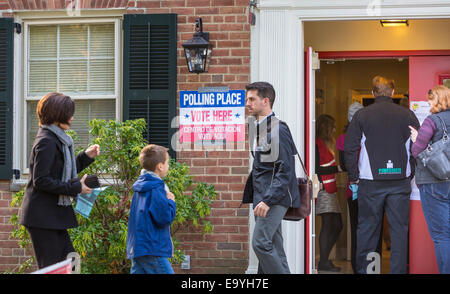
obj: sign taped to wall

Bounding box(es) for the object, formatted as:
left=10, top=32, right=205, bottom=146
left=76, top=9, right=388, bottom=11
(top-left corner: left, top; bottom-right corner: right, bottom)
left=410, top=101, right=431, bottom=125
left=179, top=90, right=245, bottom=144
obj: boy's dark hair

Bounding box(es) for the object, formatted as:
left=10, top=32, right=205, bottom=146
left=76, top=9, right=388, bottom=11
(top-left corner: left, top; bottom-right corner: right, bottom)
left=245, top=81, right=276, bottom=108
left=139, top=144, right=169, bottom=172
left=36, top=92, right=75, bottom=126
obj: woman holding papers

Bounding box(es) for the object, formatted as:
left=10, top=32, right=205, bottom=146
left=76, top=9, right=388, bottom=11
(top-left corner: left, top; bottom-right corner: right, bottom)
left=19, top=92, right=100, bottom=269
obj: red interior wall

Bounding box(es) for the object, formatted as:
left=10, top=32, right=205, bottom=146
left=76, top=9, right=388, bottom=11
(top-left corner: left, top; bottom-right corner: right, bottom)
left=409, top=55, right=450, bottom=274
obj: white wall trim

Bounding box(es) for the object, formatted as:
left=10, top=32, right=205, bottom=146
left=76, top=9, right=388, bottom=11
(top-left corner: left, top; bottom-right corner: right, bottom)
left=258, top=0, right=450, bottom=9
left=246, top=11, right=261, bottom=274
left=257, top=0, right=450, bottom=20
left=12, top=15, right=24, bottom=178
left=246, top=9, right=305, bottom=275
left=15, top=9, right=126, bottom=20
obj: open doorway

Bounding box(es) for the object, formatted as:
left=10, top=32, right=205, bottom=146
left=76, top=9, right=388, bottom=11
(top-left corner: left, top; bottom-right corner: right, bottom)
left=314, top=57, right=410, bottom=274
left=300, top=17, right=450, bottom=274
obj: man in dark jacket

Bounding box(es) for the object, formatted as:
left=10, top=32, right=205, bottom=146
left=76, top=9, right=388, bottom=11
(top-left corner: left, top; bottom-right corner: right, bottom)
left=242, top=81, right=300, bottom=274
left=344, top=76, right=420, bottom=274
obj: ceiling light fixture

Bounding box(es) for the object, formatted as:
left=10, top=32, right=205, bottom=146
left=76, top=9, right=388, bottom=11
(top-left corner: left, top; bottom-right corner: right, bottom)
left=380, top=20, right=409, bottom=27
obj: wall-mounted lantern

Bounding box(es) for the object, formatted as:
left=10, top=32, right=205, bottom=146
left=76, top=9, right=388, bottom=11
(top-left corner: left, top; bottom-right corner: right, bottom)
left=182, top=17, right=213, bottom=74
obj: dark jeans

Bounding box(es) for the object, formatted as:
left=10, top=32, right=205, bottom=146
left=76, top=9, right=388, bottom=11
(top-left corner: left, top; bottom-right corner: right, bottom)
left=318, top=212, right=342, bottom=266
left=419, top=182, right=450, bottom=274
left=347, top=198, right=358, bottom=273
left=131, top=255, right=174, bottom=274
left=356, top=179, right=411, bottom=274
left=347, top=197, right=384, bottom=274
left=26, top=227, right=75, bottom=269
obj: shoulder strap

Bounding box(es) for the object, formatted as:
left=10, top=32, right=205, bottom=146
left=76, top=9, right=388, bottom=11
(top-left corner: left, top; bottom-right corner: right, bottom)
left=296, top=153, right=309, bottom=178
left=434, top=114, right=448, bottom=136
left=279, top=120, right=309, bottom=177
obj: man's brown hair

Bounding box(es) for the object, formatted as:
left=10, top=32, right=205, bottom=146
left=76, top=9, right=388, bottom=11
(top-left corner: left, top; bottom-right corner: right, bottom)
left=139, top=144, right=169, bottom=172
left=245, top=81, right=276, bottom=108
left=36, top=92, right=75, bottom=126
left=372, top=76, right=395, bottom=97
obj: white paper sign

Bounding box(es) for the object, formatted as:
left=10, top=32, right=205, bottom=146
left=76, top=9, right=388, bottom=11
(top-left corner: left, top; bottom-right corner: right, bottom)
left=410, top=101, right=431, bottom=125
left=409, top=101, right=428, bottom=201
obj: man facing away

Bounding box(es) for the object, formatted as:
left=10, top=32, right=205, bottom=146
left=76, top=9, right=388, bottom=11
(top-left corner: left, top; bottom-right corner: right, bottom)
left=344, top=76, right=420, bottom=274
left=242, top=81, right=300, bottom=274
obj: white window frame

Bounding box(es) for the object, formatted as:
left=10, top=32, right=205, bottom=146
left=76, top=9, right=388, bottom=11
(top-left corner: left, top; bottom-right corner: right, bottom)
left=21, top=17, right=121, bottom=174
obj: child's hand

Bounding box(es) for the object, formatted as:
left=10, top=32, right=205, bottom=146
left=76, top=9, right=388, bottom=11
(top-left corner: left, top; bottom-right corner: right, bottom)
left=166, top=191, right=175, bottom=201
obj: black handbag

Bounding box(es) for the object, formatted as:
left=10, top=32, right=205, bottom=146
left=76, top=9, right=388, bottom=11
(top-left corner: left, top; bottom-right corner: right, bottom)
left=417, top=115, right=450, bottom=181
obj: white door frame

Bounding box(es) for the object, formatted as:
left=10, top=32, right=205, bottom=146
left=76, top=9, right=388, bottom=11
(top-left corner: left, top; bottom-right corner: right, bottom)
left=248, top=0, right=450, bottom=274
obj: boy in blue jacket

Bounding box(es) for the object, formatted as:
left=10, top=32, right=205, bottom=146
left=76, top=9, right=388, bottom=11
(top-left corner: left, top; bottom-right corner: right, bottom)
left=127, top=144, right=176, bottom=274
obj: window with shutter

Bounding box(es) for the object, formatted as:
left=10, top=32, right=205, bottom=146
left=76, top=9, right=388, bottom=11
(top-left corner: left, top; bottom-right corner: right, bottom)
left=24, top=20, right=119, bottom=166
left=123, top=14, right=177, bottom=158
left=0, top=18, right=13, bottom=179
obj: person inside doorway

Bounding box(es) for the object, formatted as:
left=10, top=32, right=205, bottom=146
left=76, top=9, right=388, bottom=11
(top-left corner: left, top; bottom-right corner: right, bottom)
left=344, top=76, right=420, bottom=274
left=336, top=102, right=384, bottom=273
left=315, top=114, right=343, bottom=272
left=336, top=102, right=363, bottom=273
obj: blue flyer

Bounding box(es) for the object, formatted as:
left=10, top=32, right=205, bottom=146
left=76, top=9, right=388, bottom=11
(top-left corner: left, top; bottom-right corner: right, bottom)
left=74, top=186, right=109, bottom=219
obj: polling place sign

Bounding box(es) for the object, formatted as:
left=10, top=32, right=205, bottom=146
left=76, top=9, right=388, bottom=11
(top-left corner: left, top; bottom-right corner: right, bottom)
left=179, top=89, right=245, bottom=144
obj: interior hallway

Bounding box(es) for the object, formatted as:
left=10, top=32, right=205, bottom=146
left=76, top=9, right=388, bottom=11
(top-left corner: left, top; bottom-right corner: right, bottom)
left=318, top=241, right=391, bottom=274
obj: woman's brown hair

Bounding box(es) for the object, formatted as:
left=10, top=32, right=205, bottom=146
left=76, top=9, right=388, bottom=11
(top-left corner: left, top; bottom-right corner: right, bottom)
left=316, top=114, right=336, bottom=154
left=428, top=85, right=450, bottom=113
left=36, top=92, right=75, bottom=126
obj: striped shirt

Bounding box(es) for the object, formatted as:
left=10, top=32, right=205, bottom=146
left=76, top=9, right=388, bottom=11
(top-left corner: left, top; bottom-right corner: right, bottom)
left=411, top=117, right=437, bottom=158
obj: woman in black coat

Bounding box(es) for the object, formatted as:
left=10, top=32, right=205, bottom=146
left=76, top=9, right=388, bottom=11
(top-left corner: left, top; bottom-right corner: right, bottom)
left=19, top=92, right=100, bottom=269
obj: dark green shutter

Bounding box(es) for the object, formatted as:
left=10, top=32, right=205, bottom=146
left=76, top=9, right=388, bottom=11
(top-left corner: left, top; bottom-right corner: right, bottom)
left=123, top=14, right=177, bottom=158
left=0, top=19, right=13, bottom=179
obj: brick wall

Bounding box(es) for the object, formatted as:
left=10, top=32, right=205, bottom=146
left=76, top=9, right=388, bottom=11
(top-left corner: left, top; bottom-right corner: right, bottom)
left=0, top=0, right=251, bottom=274
left=0, top=181, right=24, bottom=272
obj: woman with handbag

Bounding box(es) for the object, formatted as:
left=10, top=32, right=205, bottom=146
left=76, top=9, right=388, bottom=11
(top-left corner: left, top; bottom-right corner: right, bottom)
left=19, top=92, right=100, bottom=269
left=409, top=85, right=450, bottom=274
left=315, top=114, right=343, bottom=272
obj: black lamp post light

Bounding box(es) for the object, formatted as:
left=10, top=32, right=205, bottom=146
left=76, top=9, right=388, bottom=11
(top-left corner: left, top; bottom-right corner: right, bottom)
left=182, top=17, right=213, bottom=74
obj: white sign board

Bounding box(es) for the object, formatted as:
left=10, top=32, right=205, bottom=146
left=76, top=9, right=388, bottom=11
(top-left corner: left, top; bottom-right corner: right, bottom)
left=410, top=101, right=431, bottom=125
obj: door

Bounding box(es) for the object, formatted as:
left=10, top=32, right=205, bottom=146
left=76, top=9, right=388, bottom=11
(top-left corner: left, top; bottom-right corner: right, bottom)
left=409, top=55, right=450, bottom=274
left=305, top=46, right=320, bottom=274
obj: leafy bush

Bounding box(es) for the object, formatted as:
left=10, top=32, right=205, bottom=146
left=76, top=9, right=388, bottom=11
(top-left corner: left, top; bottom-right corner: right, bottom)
left=9, top=119, right=216, bottom=273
